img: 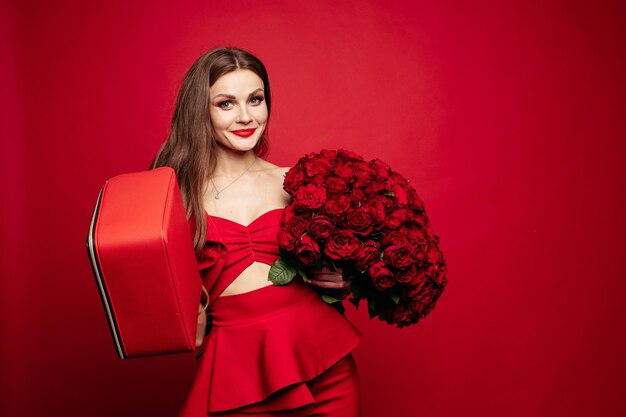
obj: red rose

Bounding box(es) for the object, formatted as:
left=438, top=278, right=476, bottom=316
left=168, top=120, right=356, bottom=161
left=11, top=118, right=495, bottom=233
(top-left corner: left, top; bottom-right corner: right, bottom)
left=398, top=222, right=427, bottom=240
left=324, top=229, right=361, bottom=260
left=381, top=230, right=410, bottom=248
left=325, top=177, right=348, bottom=194
left=410, top=194, right=425, bottom=211
left=368, top=261, right=396, bottom=291
left=362, top=198, right=386, bottom=224
left=297, top=152, right=318, bottom=170
left=387, top=173, right=411, bottom=205
left=355, top=242, right=380, bottom=272
left=277, top=229, right=296, bottom=251
left=294, top=183, right=326, bottom=210
left=383, top=302, right=418, bottom=328
left=344, top=209, right=374, bottom=236
left=426, top=241, right=442, bottom=265
left=396, top=265, right=425, bottom=284
left=379, top=195, right=396, bottom=212
left=295, top=234, right=321, bottom=266
left=405, top=185, right=422, bottom=209
left=310, top=172, right=326, bottom=187
left=420, top=217, right=436, bottom=239
left=287, top=215, right=310, bottom=235
left=281, top=204, right=298, bottom=225
left=320, top=149, right=338, bottom=159
left=334, top=161, right=354, bottom=181
left=352, top=159, right=373, bottom=174
left=303, top=155, right=333, bottom=177
left=364, top=180, right=386, bottom=194
left=388, top=171, right=410, bottom=189
left=323, top=194, right=351, bottom=221
left=283, top=166, right=306, bottom=194
left=337, top=149, right=364, bottom=161
left=300, top=151, right=317, bottom=160
left=390, top=184, right=409, bottom=205
left=350, top=188, right=367, bottom=204
left=407, top=280, right=443, bottom=318
left=353, top=162, right=375, bottom=188
left=384, top=208, right=409, bottom=229
left=411, top=247, right=429, bottom=268
left=278, top=215, right=310, bottom=251
left=425, top=261, right=448, bottom=286
left=369, top=158, right=391, bottom=179
left=383, top=245, right=414, bottom=270
left=308, top=215, right=335, bottom=239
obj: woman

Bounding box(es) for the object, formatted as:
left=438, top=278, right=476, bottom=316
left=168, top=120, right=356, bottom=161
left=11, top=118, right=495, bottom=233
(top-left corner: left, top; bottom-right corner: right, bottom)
left=151, top=47, right=363, bottom=417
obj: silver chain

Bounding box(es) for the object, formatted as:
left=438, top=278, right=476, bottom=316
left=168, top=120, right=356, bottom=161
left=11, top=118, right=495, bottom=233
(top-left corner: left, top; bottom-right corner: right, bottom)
left=210, top=156, right=257, bottom=200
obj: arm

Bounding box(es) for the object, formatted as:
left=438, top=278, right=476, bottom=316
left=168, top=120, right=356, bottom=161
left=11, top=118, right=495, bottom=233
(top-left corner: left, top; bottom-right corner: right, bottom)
left=196, top=304, right=207, bottom=347
left=196, top=285, right=210, bottom=347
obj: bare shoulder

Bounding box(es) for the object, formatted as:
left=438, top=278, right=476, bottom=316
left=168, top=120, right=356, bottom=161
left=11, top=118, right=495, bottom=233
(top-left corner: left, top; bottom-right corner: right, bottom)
left=253, top=159, right=292, bottom=205
left=275, top=166, right=291, bottom=179
left=256, top=159, right=291, bottom=180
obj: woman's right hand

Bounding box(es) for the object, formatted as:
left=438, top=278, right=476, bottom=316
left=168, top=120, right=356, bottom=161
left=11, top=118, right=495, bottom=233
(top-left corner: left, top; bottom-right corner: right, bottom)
left=306, top=265, right=352, bottom=300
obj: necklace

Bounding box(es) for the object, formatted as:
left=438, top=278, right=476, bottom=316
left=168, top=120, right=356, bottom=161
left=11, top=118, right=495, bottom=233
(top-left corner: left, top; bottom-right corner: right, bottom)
left=210, top=156, right=257, bottom=200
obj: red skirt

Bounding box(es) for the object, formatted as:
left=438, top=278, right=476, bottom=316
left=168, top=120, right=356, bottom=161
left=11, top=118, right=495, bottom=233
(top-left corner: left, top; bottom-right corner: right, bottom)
left=177, top=279, right=363, bottom=416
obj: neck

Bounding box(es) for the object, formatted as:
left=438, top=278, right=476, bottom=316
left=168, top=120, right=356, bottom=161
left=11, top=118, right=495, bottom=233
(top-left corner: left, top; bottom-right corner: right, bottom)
left=213, top=149, right=257, bottom=178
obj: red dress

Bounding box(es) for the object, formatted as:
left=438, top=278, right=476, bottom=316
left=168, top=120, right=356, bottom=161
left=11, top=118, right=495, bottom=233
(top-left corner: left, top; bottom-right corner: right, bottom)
left=178, top=208, right=363, bottom=416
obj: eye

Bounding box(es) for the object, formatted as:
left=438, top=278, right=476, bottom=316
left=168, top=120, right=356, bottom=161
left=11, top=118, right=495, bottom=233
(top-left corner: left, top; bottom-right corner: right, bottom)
left=217, top=101, right=232, bottom=109
left=250, top=95, right=265, bottom=105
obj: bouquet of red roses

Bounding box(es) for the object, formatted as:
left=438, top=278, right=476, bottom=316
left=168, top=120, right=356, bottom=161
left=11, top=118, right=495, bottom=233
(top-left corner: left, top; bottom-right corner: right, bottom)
left=268, top=149, right=448, bottom=328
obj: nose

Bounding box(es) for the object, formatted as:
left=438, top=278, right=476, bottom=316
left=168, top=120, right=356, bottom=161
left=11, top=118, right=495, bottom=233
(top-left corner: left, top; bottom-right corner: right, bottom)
left=237, top=106, right=252, bottom=124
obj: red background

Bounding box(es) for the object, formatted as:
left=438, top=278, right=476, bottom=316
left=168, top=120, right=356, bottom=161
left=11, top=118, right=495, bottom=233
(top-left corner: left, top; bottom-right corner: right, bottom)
left=2, top=1, right=625, bottom=416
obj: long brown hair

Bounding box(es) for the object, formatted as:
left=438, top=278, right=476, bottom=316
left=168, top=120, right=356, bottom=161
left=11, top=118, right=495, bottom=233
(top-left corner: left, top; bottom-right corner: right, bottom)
left=150, top=47, right=272, bottom=258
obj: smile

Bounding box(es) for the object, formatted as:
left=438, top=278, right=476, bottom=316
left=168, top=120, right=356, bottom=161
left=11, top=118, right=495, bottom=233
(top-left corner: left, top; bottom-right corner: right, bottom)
left=231, top=128, right=257, bottom=138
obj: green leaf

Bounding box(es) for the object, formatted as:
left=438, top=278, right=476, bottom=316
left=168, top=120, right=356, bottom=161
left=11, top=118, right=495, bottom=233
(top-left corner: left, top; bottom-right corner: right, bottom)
left=391, top=294, right=400, bottom=304
left=297, top=267, right=310, bottom=283
left=388, top=291, right=401, bottom=305
left=321, top=294, right=342, bottom=304
left=268, top=258, right=298, bottom=285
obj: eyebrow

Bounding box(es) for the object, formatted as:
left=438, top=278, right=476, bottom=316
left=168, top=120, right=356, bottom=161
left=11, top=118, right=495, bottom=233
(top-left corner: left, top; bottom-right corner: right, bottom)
left=211, top=88, right=264, bottom=100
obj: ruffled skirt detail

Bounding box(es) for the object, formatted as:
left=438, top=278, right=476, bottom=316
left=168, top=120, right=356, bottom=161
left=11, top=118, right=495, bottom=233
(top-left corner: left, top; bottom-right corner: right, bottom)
left=177, top=279, right=362, bottom=416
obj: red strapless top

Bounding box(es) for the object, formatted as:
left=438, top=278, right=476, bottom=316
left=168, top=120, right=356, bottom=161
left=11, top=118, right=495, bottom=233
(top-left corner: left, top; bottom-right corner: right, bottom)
left=179, top=207, right=363, bottom=415
left=200, top=208, right=283, bottom=302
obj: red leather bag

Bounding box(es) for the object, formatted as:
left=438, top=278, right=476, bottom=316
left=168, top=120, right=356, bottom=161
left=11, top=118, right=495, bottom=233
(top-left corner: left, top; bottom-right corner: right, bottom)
left=85, top=167, right=202, bottom=359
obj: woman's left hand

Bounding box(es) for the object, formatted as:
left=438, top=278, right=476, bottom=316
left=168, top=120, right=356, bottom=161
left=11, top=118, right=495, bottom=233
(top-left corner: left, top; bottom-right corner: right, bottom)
left=196, top=303, right=207, bottom=348
left=307, top=265, right=352, bottom=299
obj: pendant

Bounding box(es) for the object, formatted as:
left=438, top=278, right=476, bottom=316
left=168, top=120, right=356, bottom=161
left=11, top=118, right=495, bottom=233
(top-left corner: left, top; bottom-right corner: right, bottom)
left=215, top=192, right=221, bottom=200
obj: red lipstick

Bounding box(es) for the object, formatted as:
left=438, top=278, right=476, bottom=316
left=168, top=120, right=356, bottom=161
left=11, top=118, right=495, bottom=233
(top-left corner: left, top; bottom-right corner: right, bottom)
left=231, top=128, right=256, bottom=138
